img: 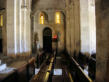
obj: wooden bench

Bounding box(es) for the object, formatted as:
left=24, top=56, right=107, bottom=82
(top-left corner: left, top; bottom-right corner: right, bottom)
left=0, top=70, right=17, bottom=82
left=88, top=57, right=96, bottom=80
left=65, top=54, right=93, bottom=82
left=0, top=57, right=36, bottom=82
left=30, top=54, right=55, bottom=82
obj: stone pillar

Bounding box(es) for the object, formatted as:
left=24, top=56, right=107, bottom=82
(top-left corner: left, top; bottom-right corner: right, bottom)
left=80, top=0, right=96, bottom=54
left=88, top=0, right=96, bottom=54
left=66, top=7, right=71, bottom=54
left=70, top=4, right=75, bottom=55
left=6, top=0, right=31, bottom=56
left=7, top=0, right=16, bottom=54
left=25, top=0, right=31, bottom=52
left=73, top=0, right=81, bottom=53
left=96, top=0, right=109, bottom=82
left=80, top=0, right=90, bottom=53
left=65, top=0, right=81, bottom=55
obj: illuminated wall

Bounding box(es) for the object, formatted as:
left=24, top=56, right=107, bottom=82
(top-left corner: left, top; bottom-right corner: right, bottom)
left=32, top=0, right=65, bottom=52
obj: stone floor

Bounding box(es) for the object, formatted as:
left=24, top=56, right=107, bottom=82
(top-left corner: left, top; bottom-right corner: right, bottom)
left=52, top=54, right=72, bottom=82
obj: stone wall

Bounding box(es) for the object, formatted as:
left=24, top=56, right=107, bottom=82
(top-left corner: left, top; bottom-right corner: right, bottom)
left=32, top=0, right=66, bottom=52
left=96, top=0, right=109, bottom=81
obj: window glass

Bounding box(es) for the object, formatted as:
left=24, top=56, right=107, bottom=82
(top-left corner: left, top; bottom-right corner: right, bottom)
left=0, top=15, right=3, bottom=27
left=55, top=12, right=61, bottom=24
left=40, top=14, right=44, bottom=24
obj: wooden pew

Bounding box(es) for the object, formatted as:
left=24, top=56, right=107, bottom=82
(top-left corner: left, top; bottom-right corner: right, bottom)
left=0, top=70, right=17, bottom=82
left=88, top=57, right=96, bottom=80
left=65, top=54, right=93, bottom=82
left=75, top=52, right=96, bottom=80
left=16, top=57, right=36, bottom=82
left=0, top=57, right=36, bottom=82
left=27, top=57, right=36, bottom=81
left=30, top=54, right=55, bottom=82
left=71, top=57, right=92, bottom=82
left=36, top=51, right=46, bottom=68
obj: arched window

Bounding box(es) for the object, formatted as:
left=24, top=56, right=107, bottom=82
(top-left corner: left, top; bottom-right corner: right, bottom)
left=40, top=13, right=44, bottom=24
left=55, top=12, right=61, bottom=24
left=0, top=15, right=3, bottom=27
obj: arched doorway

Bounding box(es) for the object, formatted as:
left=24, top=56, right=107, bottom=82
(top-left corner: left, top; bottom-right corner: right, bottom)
left=43, top=27, right=52, bottom=52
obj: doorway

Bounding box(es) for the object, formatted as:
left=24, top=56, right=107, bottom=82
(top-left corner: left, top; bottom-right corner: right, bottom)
left=43, top=27, right=52, bottom=52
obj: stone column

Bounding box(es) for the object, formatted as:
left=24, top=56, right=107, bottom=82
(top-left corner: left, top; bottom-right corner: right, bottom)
left=73, top=0, right=81, bottom=53
left=66, top=7, right=71, bottom=54
left=7, top=0, right=17, bottom=55
left=6, top=0, right=31, bottom=56
left=80, top=0, right=90, bottom=53
left=80, top=0, right=96, bottom=54
left=24, top=0, right=31, bottom=53
left=96, top=0, right=109, bottom=82
left=88, top=0, right=96, bottom=54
